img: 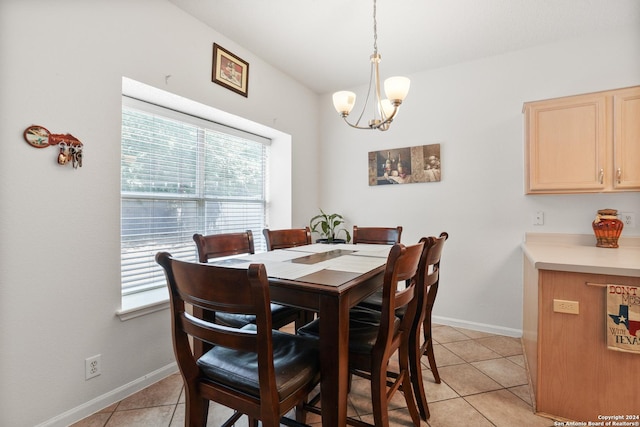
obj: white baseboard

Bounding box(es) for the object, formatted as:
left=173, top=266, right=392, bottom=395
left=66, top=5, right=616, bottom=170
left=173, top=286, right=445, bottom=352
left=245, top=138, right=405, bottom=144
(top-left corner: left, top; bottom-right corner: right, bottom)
left=432, top=315, right=522, bottom=338
left=35, top=362, right=178, bottom=427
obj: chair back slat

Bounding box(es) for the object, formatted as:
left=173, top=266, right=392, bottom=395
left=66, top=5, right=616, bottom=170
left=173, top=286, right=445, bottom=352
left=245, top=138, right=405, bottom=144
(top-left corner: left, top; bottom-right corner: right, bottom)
left=353, top=226, right=403, bottom=245
left=263, top=227, right=311, bottom=251
left=180, top=312, right=259, bottom=354
left=157, top=252, right=273, bottom=354
left=193, top=231, right=255, bottom=262
left=170, top=260, right=256, bottom=311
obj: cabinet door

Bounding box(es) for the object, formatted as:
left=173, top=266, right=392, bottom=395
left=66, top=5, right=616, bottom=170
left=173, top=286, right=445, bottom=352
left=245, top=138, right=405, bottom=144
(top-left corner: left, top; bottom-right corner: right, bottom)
left=613, top=87, right=640, bottom=190
left=525, top=94, right=607, bottom=193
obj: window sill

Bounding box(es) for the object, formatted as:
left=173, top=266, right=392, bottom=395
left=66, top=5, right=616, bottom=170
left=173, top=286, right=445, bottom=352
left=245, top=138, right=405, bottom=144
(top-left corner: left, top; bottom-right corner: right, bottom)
left=117, top=287, right=169, bottom=321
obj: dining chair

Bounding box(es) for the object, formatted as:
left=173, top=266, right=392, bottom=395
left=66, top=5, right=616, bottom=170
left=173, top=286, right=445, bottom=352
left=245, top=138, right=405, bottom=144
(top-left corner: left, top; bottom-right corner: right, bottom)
left=357, top=232, right=448, bottom=420
left=263, top=227, right=312, bottom=250
left=192, top=232, right=306, bottom=343
left=408, top=232, right=448, bottom=420
left=156, top=252, right=320, bottom=427
left=352, top=225, right=403, bottom=245
left=298, top=242, right=424, bottom=427
left=261, top=228, right=315, bottom=327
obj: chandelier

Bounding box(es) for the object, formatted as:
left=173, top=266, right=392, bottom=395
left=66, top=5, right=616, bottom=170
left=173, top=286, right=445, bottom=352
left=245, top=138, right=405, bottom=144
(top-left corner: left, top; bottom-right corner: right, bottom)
left=332, top=0, right=410, bottom=131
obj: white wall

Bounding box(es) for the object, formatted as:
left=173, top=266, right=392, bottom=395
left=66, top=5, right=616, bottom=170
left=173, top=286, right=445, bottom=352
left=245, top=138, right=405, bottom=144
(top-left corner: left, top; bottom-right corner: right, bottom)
left=1, top=0, right=638, bottom=424
left=0, top=1, right=320, bottom=426
left=319, top=26, right=640, bottom=335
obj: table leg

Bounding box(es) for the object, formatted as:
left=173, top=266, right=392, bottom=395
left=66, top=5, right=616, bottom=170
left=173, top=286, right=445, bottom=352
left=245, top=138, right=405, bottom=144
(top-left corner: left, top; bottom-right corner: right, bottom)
left=318, top=294, right=351, bottom=427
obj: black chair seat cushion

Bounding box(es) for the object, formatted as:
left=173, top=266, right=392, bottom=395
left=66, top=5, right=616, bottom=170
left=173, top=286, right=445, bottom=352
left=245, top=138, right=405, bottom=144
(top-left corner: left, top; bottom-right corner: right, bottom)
left=357, top=289, right=383, bottom=310
left=197, top=324, right=320, bottom=399
left=298, top=306, right=400, bottom=355
left=357, top=289, right=407, bottom=318
left=215, top=303, right=300, bottom=328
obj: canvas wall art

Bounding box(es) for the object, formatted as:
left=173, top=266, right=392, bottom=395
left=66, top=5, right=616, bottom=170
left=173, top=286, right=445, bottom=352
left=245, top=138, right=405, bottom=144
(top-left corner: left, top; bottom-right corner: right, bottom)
left=368, top=143, right=441, bottom=186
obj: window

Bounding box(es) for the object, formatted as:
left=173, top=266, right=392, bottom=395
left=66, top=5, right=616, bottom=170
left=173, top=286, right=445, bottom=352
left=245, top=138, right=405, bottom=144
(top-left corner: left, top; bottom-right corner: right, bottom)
left=121, top=96, right=270, bottom=296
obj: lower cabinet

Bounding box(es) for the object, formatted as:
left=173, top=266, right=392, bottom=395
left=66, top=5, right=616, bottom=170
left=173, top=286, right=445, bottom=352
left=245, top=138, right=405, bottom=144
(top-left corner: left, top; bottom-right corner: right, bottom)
left=523, top=262, right=640, bottom=421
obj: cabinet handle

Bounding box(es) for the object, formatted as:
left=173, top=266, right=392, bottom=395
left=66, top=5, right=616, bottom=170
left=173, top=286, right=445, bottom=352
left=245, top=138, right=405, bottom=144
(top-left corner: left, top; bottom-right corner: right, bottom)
left=617, top=168, right=622, bottom=184
left=599, top=168, right=604, bottom=184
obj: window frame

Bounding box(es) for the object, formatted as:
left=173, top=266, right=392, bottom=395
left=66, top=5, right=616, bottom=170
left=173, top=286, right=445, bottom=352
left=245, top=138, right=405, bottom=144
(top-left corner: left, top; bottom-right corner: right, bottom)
left=121, top=96, right=270, bottom=296
left=117, top=77, right=293, bottom=320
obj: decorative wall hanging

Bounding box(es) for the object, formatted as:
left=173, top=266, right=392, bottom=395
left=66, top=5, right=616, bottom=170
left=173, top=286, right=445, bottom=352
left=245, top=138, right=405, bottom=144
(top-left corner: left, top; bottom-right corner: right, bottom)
left=605, top=283, right=640, bottom=354
left=23, top=125, right=83, bottom=168
left=368, top=143, right=440, bottom=185
left=212, top=43, right=249, bottom=97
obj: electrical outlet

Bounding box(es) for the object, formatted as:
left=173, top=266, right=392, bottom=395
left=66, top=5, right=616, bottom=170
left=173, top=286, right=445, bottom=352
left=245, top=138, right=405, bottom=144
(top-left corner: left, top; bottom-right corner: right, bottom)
left=85, top=354, right=101, bottom=380
left=553, top=299, right=579, bottom=315
left=620, top=212, right=636, bottom=228
left=534, top=211, right=544, bottom=225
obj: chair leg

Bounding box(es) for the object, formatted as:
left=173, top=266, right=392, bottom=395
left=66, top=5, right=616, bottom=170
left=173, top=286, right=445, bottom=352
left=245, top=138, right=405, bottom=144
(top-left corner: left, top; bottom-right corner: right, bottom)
left=409, top=332, right=430, bottom=421
left=371, top=364, right=390, bottom=427
left=294, top=386, right=312, bottom=424
left=401, top=338, right=426, bottom=424
left=424, top=338, right=440, bottom=384
left=422, top=313, right=441, bottom=384
left=184, top=394, right=209, bottom=427
left=399, top=367, right=422, bottom=426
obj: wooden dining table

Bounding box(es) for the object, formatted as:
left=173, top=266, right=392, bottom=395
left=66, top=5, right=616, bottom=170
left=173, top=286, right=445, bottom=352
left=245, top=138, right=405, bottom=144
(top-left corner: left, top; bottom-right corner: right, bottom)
left=210, top=243, right=392, bottom=427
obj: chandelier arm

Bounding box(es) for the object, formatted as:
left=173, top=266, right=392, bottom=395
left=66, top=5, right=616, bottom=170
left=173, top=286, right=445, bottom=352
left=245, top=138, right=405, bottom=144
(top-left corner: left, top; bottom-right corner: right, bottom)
left=341, top=117, right=377, bottom=130
left=350, top=61, right=377, bottom=128
left=341, top=104, right=399, bottom=131
left=373, top=58, right=386, bottom=121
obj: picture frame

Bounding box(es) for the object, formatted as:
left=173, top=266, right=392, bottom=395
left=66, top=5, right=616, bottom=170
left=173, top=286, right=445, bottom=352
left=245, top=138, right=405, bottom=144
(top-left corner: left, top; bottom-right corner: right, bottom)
left=212, top=43, right=249, bottom=97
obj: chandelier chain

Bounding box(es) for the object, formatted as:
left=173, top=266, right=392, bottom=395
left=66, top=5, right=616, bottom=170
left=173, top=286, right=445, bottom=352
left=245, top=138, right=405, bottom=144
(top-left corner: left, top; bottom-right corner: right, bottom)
left=373, top=0, right=378, bottom=54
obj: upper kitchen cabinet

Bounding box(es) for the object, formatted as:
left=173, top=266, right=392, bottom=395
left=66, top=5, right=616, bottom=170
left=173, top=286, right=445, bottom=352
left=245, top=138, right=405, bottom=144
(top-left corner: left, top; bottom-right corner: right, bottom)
left=523, top=86, right=640, bottom=194
left=613, top=87, right=640, bottom=190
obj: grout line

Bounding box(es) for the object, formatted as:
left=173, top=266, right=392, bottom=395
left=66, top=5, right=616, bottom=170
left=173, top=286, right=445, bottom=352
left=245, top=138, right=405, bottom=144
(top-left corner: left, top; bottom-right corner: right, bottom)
left=76, top=327, right=537, bottom=427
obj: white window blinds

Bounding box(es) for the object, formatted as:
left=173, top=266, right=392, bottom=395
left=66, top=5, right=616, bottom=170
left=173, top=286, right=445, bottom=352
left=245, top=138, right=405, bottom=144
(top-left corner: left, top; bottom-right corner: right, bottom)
left=121, top=97, right=269, bottom=295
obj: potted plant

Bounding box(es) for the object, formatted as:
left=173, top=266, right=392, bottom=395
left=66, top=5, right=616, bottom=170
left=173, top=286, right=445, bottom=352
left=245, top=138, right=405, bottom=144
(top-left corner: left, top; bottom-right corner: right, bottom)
left=309, top=209, right=351, bottom=243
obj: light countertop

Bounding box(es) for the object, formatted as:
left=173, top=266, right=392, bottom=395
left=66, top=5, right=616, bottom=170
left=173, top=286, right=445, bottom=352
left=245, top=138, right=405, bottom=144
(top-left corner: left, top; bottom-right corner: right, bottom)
left=522, top=233, right=640, bottom=278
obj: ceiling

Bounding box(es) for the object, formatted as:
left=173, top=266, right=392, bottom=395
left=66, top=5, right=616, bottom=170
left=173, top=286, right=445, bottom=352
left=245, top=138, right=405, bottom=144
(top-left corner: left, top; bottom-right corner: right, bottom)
left=170, top=0, right=640, bottom=94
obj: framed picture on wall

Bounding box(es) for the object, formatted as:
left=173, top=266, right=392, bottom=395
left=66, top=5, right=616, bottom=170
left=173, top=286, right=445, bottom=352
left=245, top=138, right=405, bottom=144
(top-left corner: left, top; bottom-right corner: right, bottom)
left=368, top=143, right=441, bottom=186
left=212, top=43, right=249, bottom=97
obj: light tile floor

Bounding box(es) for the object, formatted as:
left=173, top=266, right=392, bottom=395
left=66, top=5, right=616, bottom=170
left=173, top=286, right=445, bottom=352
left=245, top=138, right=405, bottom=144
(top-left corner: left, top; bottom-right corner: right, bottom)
left=72, top=324, right=559, bottom=426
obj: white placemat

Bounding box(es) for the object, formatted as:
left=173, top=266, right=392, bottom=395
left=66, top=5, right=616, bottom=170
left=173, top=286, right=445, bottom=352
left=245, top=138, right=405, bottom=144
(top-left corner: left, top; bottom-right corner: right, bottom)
left=212, top=258, right=326, bottom=280
left=335, top=243, right=393, bottom=258
left=283, top=244, right=341, bottom=253
left=320, top=254, right=387, bottom=274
